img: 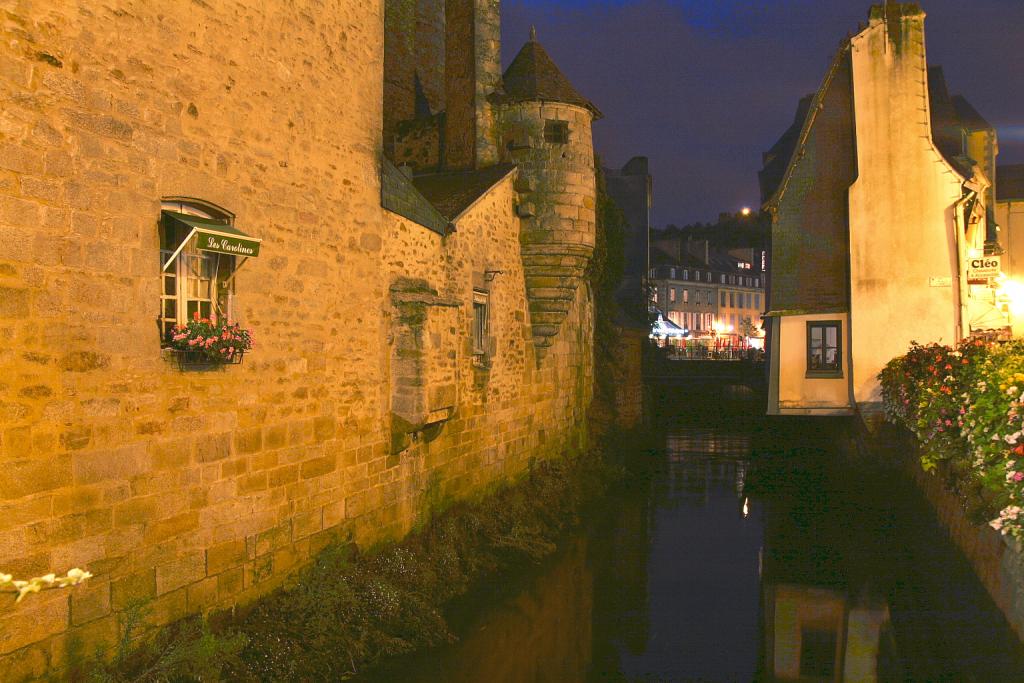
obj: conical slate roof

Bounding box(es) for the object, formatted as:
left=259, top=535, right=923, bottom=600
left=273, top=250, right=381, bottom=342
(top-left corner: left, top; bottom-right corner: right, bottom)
left=501, top=29, right=602, bottom=119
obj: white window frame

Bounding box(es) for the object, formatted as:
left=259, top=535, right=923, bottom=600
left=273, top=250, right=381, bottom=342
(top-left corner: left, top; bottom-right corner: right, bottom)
left=159, top=199, right=236, bottom=343
left=472, top=289, right=489, bottom=355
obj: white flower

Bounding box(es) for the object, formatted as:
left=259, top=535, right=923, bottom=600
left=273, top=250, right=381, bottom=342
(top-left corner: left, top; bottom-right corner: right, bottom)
left=1010, top=386, right=1020, bottom=396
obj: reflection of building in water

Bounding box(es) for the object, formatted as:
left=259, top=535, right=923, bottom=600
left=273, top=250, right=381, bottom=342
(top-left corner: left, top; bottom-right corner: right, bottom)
left=407, top=538, right=594, bottom=683
left=756, top=446, right=893, bottom=681
left=763, top=583, right=890, bottom=682
left=590, top=486, right=652, bottom=671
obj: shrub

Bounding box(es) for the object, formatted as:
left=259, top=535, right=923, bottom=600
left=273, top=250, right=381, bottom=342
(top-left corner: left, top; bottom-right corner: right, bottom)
left=91, top=447, right=626, bottom=681
left=880, top=338, right=1024, bottom=532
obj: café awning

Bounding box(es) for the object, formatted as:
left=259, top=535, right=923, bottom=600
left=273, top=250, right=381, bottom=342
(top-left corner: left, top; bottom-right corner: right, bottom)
left=160, top=210, right=262, bottom=272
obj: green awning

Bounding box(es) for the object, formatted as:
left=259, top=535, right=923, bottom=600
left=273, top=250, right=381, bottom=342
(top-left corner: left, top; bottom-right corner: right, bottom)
left=161, top=211, right=262, bottom=261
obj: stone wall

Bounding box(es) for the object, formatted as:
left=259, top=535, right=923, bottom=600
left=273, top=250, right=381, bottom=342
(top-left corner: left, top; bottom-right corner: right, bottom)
left=379, top=175, right=593, bottom=524
left=612, top=328, right=645, bottom=431
left=858, top=424, right=1024, bottom=643
left=0, top=1, right=593, bottom=677
left=502, top=102, right=596, bottom=353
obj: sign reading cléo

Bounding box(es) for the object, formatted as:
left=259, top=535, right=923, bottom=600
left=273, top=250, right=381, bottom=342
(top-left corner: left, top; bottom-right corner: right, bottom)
left=967, top=255, right=1000, bottom=285
left=966, top=255, right=999, bottom=286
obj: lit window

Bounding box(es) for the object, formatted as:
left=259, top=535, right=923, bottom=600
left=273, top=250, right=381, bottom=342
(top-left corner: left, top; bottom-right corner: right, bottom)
left=544, top=120, right=569, bottom=144
left=159, top=199, right=258, bottom=343
left=669, top=287, right=676, bottom=303
left=683, top=289, right=689, bottom=304
left=807, top=321, right=842, bottom=377
left=473, top=290, right=489, bottom=355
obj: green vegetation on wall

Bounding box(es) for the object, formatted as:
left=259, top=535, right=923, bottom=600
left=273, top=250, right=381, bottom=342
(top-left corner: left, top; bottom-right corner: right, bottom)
left=879, top=338, right=1024, bottom=534
left=589, top=160, right=629, bottom=425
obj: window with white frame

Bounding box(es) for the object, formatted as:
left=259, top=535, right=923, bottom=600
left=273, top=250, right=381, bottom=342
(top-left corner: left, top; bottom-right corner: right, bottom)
left=472, top=289, right=489, bottom=355
left=159, top=199, right=247, bottom=342
left=807, top=320, right=842, bottom=377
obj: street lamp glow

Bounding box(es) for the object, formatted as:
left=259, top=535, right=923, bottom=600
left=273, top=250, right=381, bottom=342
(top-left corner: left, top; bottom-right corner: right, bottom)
left=741, top=207, right=752, bottom=216
left=997, top=275, right=1024, bottom=318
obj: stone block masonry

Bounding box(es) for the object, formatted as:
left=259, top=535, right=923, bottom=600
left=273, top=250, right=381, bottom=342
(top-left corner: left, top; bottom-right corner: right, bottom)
left=0, top=0, right=594, bottom=677
left=858, top=423, right=1024, bottom=644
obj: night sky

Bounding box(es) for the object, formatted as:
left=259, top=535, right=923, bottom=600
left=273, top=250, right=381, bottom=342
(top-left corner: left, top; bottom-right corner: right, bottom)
left=501, top=0, right=1024, bottom=226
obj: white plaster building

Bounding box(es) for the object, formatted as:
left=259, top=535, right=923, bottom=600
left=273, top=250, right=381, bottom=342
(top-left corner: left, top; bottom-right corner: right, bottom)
left=760, top=3, right=1001, bottom=416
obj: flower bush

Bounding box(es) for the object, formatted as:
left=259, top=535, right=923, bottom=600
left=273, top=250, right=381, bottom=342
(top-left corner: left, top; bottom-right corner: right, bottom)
left=1, top=567, right=92, bottom=602
left=880, top=338, right=1024, bottom=537
left=166, top=312, right=253, bottom=362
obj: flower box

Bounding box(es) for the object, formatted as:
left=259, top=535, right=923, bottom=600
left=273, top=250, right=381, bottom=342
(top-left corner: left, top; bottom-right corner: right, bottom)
left=165, top=313, right=253, bottom=371
left=169, top=348, right=245, bottom=371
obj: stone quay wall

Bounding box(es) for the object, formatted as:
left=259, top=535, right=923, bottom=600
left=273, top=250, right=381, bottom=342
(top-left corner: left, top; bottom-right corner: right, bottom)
left=857, top=422, right=1024, bottom=642
left=0, top=1, right=594, bottom=677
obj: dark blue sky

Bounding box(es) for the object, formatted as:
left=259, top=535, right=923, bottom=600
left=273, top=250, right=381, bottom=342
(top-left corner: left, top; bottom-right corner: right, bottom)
left=501, top=0, right=1024, bottom=225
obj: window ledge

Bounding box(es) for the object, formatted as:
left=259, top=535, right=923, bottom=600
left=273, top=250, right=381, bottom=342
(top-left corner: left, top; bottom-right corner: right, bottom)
left=805, top=370, right=843, bottom=379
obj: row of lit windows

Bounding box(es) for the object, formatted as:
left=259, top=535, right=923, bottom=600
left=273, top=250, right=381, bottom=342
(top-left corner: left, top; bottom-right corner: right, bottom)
left=720, top=291, right=761, bottom=310
left=666, top=311, right=714, bottom=331
left=658, top=287, right=761, bottom=310
left=651, top=267, right=760, bottom=289
left=664, top=287, right=714, bottom=305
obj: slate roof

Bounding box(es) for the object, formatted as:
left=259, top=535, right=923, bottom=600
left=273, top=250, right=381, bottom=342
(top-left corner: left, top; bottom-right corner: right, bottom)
left=999, top=165, right=1024, bottom=201
left=411, top=164, right=517, bottom=221
left=759, top=94, right=813, bottom=204
left=649, top=245, right=708, bottom=270
left=501, top=32, right=602, bottom=119
left=952, top=95, right=993, bottom=132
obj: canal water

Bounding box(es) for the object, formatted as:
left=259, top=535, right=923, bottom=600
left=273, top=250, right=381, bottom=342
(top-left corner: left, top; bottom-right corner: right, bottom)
left=364, top=392, right=1024, bottom=682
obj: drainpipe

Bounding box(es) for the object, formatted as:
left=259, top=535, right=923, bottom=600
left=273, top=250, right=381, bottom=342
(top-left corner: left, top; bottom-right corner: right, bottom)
left=953, top=187, right=977, bottom=341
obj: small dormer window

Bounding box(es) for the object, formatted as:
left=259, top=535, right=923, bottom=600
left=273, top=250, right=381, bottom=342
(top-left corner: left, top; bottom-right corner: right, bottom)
left=544, top=120, right=569, bottom=144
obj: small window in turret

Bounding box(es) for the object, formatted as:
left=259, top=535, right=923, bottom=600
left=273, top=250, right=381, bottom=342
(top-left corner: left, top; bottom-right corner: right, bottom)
left=544, top=120, right=569, bottom=144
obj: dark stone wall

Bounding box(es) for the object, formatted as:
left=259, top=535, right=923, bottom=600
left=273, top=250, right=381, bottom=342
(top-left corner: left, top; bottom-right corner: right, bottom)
left=444, top=0, right=500, bottom=170
left=769, top=50, right=856, bottom=314
left=604, top=157, right=651, bottom=283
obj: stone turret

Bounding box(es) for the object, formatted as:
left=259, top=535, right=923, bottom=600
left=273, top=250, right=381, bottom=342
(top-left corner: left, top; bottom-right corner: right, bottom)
left=500, top=29, right=602, bottom=355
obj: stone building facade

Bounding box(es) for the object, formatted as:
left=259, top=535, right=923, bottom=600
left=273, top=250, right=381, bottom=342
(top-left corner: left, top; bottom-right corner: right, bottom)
left=0, top=0, right=604, bottom=676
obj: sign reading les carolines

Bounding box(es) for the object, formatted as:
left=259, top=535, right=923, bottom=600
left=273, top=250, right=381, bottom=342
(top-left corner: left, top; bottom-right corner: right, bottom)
left=967, top=255, right=1000, bottom=285
left=198, top=232, right=261, bottom=258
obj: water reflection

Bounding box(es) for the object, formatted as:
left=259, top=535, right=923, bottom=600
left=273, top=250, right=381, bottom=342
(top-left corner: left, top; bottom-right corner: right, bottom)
left=362, top=421, right=1024, bottom=682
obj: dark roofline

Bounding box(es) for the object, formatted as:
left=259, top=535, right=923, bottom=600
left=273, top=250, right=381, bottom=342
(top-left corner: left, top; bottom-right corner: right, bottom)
left=763, top=41, right=852, bottom=212
left=500, top=36, right=602, bottom=119
left=998, top=164, right=1024, bottom=202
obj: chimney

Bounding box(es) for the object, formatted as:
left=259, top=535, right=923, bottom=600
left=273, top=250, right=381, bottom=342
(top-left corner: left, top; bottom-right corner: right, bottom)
left=444, top=0, right=501, bottom=170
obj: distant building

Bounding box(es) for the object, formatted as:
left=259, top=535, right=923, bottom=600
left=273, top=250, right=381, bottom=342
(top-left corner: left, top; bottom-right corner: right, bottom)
left=761, top=3, right=1000, bottom=416
left=604, top=156, right=652, bottom=311
left=997, top=165, right=1024, bottom=282
left=649, top=236, right=765, bottom=341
